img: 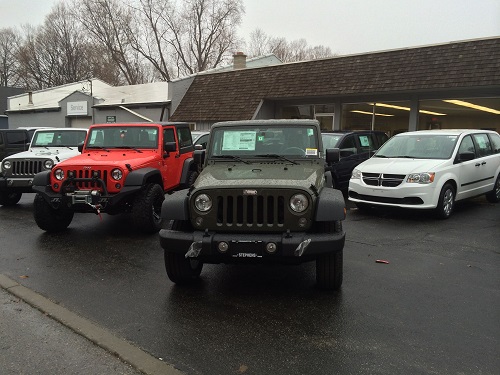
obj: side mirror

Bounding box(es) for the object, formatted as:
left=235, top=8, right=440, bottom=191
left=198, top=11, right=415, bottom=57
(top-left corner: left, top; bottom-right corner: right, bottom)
left=78, top=144, right=84, bottom=153
left=194, top=149, right=205, bottom=168
left=458, top=151, right=475, bottom=162
left=164, top=142, right=177, bottom=152
left=326, top=148, right=340, bottom=164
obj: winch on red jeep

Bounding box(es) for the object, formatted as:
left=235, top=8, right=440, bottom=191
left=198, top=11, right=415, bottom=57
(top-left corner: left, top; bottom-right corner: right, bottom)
left=32, top=122, right=198, bottom=233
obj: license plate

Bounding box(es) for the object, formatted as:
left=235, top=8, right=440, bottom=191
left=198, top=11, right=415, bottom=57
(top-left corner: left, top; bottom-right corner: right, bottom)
left=230, top=240, right=263, bottom=258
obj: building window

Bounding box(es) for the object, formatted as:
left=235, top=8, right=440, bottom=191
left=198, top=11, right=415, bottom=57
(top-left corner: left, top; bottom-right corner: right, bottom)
left=419, top=98, right=500, bottom=132
left=341, top=101, right=411, bottom=136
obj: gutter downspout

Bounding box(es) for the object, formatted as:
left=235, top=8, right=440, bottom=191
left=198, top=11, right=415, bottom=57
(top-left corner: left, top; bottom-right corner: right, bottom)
left=118, top=106, right=153, bottom=122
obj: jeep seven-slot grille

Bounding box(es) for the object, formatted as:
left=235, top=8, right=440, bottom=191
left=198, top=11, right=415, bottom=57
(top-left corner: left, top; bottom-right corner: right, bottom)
left=362, top=172, right=406, bottom=187
left=10, top=160, right=44, bottom=177
left=216, top=194, right=285, bottom=228
left=68, top=169, right=108, bottom=188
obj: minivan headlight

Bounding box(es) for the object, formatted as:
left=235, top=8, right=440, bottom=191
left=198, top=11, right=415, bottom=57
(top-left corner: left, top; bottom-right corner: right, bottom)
left=351, top=168, right=361, bottom=179
left=407, top=172, right=435, bottom=184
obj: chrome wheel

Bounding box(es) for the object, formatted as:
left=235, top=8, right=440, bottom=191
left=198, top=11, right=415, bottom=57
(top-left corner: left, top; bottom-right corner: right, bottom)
left=442, top=188, right=454, bottom=216
left=435, top=183, right=455, bottom=219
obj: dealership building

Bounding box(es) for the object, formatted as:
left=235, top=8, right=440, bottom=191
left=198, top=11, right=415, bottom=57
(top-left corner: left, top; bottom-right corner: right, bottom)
left=5, top=37, right=500, bottom=135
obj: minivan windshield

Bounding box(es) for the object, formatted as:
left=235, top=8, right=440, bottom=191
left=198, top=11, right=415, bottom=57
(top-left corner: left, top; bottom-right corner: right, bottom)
left=375, top=134, right=458, bottom=160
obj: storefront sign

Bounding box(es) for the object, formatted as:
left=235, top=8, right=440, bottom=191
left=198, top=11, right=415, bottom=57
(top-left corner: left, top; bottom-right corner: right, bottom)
left=67, top=101, right=88, bottom=116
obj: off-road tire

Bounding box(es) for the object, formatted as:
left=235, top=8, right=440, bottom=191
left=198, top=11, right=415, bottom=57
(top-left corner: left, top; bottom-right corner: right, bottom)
left=435, top=183, right=455, bottom=219
left=315, top=220, right=343, bottom=291
left=132, top=183, right=165, bottom=234
left=485, top=174, right=500, bottom=203
left=164, top=220, right=203, bottom=284
left=33, top=193, right=74, bottom=232
left=0, top=191, right=22, bottom=206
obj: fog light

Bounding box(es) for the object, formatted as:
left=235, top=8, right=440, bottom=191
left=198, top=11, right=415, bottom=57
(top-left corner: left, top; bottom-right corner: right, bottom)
left=115, top=183, right=121, bottom=189
left=54, top=183, right=59, bottom=189
left=195, top=217, right=203, bottom=226
left=266, top=242, right=277, bottom=254
left=218, top=242, right=229, bottom=253
left=298, top=218, right=307, bottom=227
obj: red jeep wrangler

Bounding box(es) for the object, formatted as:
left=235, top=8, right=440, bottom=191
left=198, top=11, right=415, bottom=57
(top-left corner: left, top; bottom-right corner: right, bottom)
left=32, top=122, right=198, bottom=233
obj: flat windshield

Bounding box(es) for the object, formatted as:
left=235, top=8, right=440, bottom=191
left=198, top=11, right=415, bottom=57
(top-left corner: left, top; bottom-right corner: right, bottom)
left=209, top=126, right=320, bottom=158
left=86, top=126, right=158, bottom=149
left=375, top=134, right=458, bottom=159
left=32, top=130, right=87, bottom=147
left=321, top=134, right=342, bottom=149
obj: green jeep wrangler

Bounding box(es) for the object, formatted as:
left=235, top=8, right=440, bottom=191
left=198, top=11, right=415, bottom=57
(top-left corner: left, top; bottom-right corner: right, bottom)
left=159, top=119, right=346, bottom=290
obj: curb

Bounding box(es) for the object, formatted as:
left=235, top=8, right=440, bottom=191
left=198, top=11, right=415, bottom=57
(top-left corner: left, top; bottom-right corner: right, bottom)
left=0, top=274, right=184, bottom=375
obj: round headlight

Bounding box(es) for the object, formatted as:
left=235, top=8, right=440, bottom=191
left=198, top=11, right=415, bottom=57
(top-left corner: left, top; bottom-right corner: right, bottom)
left=44, top=160, right=54, bottom=169
left=2, top=160, right=11, bottom=170
left=54, top=169, right=64, bottom=180
left=194, top=193, right=212, bottom=212
left=111, top=168, right=123, bottom=180
left=290, top=193, right=309, bottom=213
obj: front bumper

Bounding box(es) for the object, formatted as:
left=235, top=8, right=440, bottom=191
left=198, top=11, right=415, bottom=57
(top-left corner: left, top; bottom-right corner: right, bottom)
left=348, top=178, right=438, bottom=209
left=0, top=176, right=37, bottom=193
left=32, top=183, right=142, bottom=213
left=159, top=229, right=345, bottom=264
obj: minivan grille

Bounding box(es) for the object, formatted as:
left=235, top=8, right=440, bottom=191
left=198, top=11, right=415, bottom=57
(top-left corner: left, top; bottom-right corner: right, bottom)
left=10, top=160, right=44, bottom=177
left=362, top=173, right=406, bottom=187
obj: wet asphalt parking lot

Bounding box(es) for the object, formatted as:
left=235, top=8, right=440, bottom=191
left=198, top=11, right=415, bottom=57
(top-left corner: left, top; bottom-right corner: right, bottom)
left=1, top=193, right=499, bottom=375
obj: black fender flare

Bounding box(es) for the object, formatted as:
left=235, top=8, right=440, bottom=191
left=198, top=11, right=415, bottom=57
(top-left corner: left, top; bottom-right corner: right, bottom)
left=32, top=171, right=51, bottom=187
left=124, top=167, right=162, bottom=188
left=179, top=158, right=196, bottom=185
left=314, top=187, right=346, bottom=221
left=161, top=189, right=190, bottom=220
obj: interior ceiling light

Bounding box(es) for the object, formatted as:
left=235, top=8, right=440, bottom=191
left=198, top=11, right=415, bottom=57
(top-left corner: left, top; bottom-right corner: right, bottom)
left=443, top=100, right=500, bottom=115
left=351, top=110, right=394, bottom=117
left=368, top=103, right=446, bottom=116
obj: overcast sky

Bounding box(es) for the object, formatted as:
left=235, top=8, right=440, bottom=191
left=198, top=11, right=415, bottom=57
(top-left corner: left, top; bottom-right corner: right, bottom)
left=1, top=0, right=499, bottom=55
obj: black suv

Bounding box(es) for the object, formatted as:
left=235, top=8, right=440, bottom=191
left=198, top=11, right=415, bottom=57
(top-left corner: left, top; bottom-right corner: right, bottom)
left=322, top=130, right=389, bottom=190
left=0, top=129, right=30, bottom=161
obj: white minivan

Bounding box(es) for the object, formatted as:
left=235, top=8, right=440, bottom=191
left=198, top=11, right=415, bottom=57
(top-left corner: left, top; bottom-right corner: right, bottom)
left=348, top=129, right=500, bottom=218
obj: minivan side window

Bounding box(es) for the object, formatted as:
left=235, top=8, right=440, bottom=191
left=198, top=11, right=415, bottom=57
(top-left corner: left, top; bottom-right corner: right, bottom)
left=458, top=135, right=475, bottom=156
left=472, top=134, right=493, bottom=157
left=488, top=133, right=500, bottom=154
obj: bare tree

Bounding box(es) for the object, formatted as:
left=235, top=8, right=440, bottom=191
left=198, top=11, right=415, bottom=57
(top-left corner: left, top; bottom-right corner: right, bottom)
left=128, top=0, right=244, bottom=79
left=0, top=27, right=22, bottom=87
left=74, top=0, right=146, bottom=84
left=246, top=29, right=334, bottom=62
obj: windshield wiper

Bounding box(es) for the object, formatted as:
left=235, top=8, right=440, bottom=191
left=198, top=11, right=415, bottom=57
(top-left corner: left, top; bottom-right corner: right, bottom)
left=86, top=146, right=110, bottom=152
left=117, top=146, right=143, bottom=153
left=254, top=154, right=299, bottom=165
left=212, top=155, right=250, bottom=164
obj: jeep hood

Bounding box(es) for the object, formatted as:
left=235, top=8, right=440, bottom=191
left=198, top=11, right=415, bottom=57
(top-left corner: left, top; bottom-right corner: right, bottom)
left=357, top=157, right=449, bottom=174
left=195, top=162, right=325, bottom=190
left=5, top=147, right=80, bottom=161
left=57, top=150, right=159, bottom=169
